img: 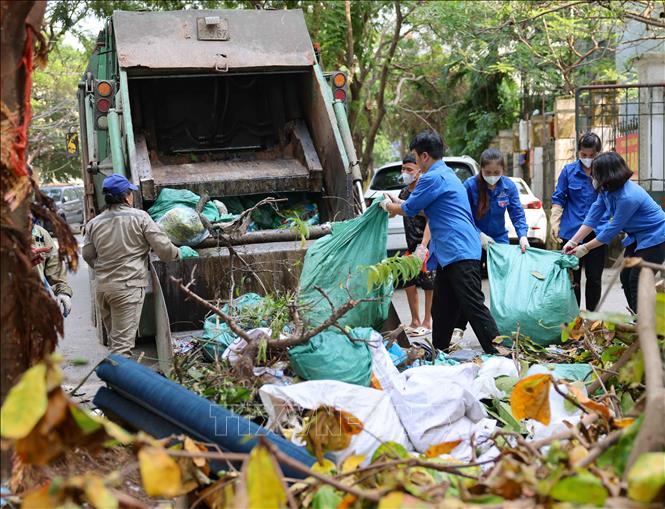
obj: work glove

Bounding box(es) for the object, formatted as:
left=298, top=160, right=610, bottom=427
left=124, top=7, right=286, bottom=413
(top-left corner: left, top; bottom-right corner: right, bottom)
left=479, top=232, right=495, bottom=250
left=414, top=244, right=428, bottom=262
left=179, top=246, right=199, bottom=259
left=57, top=294, right=72, bottom=317
left=519, top=236, right=530, bottom=253
left=379, top=197, right=392, bottom=213
left=550, top=204, right=563, bottom=243
left=562, top=239, right=578, bottom=255
left=572, top=243, right=589, bottom=259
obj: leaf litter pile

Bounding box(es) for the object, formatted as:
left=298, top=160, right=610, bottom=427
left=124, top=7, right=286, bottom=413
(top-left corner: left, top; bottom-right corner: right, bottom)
left=2, top=260, right=665, bottom=508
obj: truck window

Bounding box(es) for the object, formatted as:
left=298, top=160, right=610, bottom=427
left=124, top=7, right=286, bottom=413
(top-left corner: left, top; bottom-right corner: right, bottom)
left=64, top=189, right=77, bottom=202
left=43, top=188, right=63, bottom=202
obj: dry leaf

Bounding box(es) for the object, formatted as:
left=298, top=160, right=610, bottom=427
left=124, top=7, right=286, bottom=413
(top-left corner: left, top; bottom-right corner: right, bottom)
left=83, top=474, right=119, bottom=509
left=568, top=385, right=612, bottom=419
left=138, top=446, right=183, bottom=497
left=197, top=477, right=236, bottom=509
left=341, top=454, right=365, bottom=473
left=424, top=440, right=462, bottom=458
left=614, top=417, right=635, bottom=428
left=510, top=374, right=552, bottom=425
left=184, top=436, right=207, bottom=468
left=300, top=406, right=363, bottom=464
left=21, top=484, right=62, bottom=509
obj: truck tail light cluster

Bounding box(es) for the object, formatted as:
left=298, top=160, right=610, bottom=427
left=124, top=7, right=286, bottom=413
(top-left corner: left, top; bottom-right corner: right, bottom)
left=94, top=80, right=115, bottom=130
left=331, top=71, right=348, bottom=106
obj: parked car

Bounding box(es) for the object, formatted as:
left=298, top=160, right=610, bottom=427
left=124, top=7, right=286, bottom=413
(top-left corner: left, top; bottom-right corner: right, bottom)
left=364, top=158, right=547, bottom=253
left=504, top=177, right=547, bottom=247
left=41, top=185, right=85, bottom=234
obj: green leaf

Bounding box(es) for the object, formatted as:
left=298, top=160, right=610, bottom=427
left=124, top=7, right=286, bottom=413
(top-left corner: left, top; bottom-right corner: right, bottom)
left=1, top=363, right=48, bottom=439
left=311, top=485, right=342, bottom=509
left=598, top=416, right=642, bottom=476
left=550, top=469, right=608, bottom=506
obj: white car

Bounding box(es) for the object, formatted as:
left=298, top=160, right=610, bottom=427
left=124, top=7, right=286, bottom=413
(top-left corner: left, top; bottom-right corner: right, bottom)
left=364, top=158, right=547, bottom=253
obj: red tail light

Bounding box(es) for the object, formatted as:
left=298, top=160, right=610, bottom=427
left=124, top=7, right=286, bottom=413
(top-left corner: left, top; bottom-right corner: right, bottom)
left=524, top=200, right=542, bottom=209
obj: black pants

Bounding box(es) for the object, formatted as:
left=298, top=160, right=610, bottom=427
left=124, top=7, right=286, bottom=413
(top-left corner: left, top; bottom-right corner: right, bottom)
left=620, top=241, right=665, bottom=312
left=432, top=260, right=499, bottom=354
left=561, top=233, right=606, bottom=311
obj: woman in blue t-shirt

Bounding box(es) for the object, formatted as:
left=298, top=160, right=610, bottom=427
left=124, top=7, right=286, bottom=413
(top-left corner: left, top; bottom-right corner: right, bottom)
left=452, top=148, right=529, bottom=343
left=464, top=148, right=529, bottom=252
left=564, top=151, right=665, bottom=311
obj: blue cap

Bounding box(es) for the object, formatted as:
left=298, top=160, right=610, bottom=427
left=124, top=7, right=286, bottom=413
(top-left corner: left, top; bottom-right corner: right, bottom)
left=102, top=174, right=139, bottom=195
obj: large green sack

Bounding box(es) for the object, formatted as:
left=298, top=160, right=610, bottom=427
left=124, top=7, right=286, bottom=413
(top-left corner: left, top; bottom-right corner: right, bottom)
left=298, top=201, right=392, bottom=330
left=488, top=243, right=579, bottom=345
left=288, top=327, right=374, bottom=386
left=148, top=188, right=222, bottom=223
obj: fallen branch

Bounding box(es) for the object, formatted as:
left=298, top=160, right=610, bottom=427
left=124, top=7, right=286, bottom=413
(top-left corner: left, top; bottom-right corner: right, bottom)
left=575, top=428, right=624, bottom=468
left=587, top=340, right=640, bottom=394
left=625, top=268, right=665, bottom=474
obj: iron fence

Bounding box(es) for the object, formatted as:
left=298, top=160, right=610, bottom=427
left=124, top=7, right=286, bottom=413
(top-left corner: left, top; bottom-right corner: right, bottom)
left=575, top=83, right=665, bottom=206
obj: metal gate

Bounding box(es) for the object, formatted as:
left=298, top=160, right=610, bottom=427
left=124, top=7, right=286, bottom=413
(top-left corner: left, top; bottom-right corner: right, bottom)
left=575, top=83, right=665, bottom=206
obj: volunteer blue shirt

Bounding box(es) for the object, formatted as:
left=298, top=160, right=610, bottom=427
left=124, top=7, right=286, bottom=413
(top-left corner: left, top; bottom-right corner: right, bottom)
left=464, top=175, right=529, bottom=243
left=551, top=160, right=599, bottom=240
left=583, top=180, right=665, bottom=250
left=401, top=160, right=481, bottom=269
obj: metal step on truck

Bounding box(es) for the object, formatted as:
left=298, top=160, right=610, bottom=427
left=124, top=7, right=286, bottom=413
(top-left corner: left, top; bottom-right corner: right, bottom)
left=77, top=9, right=365, bottom=370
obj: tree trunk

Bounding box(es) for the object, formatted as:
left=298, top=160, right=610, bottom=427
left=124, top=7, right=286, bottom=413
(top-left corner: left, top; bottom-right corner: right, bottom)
left=359, top=0, right=403, bottom=179
left=1, top=0, right=45, bottom=400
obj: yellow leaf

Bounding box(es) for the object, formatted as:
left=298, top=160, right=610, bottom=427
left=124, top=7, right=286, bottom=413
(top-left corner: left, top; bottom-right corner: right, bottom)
left=138, top=446, right=183, bottom=497
left=84, top=475, right=118, bottom=509
left=614, top=417, right=635, bottom=429
left=510, top=373, right=552, bottom=425
left=21, top=484, right=62, bottom=509
left=311, top=458, right=336, bottom=474
left=377, top=491, right=431, bottom=508
left=424, top=440, right=462, bottom=458
left=184, top=436, right=207, bottom=468
left=197, top=477, right=236, bottom=509
left=1, top=364, right=47, bottom=439
left=341, top=454, right=365, bottom=473
left=569, top=444, right=589, bottom=465
left=247, top=444, right=287, bottom=509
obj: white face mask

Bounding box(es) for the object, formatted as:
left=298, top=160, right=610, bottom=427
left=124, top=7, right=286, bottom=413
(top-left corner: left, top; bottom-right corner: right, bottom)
left=580, top=157, right=594, bottom=169
left=401, top=173, right=416, bottom=185
left=592, top=177, right=600, bottom=191
left=483, top=175, right=501, bottom=186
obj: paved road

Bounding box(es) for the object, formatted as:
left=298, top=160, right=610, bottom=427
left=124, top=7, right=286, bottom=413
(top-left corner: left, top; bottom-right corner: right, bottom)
left=61, top=239, right=629, bottom=397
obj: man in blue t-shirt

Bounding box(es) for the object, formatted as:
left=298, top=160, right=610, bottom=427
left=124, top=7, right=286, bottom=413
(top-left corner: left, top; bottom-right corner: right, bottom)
left=380, top=130, right=499, bottom=354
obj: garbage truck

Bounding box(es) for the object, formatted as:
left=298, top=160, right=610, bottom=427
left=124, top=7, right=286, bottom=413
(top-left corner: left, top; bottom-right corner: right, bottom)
left=77, top=9, right=365, bottom=368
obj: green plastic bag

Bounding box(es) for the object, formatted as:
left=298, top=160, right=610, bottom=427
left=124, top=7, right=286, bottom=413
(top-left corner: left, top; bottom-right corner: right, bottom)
left=488, top=243, right=579, bottom=345
left=288, top=327, right=374, bottom=386
left=298, top=201, right=392, bottom=330
left=148, top=188, right=222, bottom=222
left=201, top=293, right=264, bottom=360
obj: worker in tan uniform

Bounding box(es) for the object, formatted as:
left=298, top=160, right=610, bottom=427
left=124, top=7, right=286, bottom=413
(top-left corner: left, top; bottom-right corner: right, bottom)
left=31, top=222, right=73, bottom=316
left=82, top=174, right=181, bottom=356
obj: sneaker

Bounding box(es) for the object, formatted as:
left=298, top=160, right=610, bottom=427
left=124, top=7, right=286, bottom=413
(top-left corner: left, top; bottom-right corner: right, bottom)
left=450, top=328, right=464, bottom=344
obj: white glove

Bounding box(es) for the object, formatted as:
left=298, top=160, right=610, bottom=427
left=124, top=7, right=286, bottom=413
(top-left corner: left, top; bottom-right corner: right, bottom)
left=57, top=294, right=72, bottom=317
left=379, top=198, right=392, bottom=212
left=414, top=244, right=428, bottom=261
left=572, top=243, right=589, bottom=259
left=519, top=236, right=530, bottom=253
left=479, top=232, right=495, bottom=250
left=550, top=204, right=563, bottom=243
left=562, top=239, right=578, bottom=254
